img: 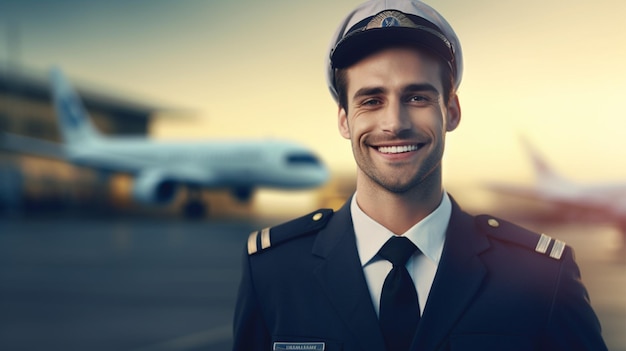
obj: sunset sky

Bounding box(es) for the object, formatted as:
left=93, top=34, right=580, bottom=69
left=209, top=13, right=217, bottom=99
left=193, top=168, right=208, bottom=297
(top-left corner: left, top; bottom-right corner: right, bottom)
left=1, top=0, right=625, bottom=192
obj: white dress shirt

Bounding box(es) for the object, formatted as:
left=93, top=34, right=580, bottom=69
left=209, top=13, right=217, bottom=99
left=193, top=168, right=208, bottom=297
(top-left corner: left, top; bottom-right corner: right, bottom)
left=350, top=193, right=451, bottom=316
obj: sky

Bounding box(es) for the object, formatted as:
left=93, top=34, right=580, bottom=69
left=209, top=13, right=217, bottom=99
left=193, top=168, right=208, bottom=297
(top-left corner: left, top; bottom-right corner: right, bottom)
left=1, top=0, right=625, bottom=192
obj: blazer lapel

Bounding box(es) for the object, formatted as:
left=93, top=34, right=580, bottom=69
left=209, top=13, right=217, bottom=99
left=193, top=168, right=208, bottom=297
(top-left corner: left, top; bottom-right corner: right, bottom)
left=412, top=198, right=490, bottom=351
left=312, top=202, right=387, bottom=351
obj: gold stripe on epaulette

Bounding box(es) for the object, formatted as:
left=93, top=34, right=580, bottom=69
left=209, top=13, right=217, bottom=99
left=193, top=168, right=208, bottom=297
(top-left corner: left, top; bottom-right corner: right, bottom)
left=247, top=231, right=259, bottom=255
left=535, top=233, right=552, bottom=254
left=261, top=227, right=271, bottom=250
left=550, top=240, right=566, bottom=260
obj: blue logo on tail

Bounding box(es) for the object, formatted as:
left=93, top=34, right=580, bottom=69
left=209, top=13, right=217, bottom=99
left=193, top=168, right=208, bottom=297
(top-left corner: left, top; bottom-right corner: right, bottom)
left=59, top=96, right=82, bottom=129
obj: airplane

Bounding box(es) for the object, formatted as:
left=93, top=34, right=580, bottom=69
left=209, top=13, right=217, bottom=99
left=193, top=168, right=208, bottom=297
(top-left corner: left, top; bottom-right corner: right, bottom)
left=48, top=67, right=329, bottom=217
left=485, top=136, right=626, bottom=249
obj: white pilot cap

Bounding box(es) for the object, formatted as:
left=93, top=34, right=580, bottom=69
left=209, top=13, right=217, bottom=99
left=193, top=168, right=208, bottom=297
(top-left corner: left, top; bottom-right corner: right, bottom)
left=326, top=0, right=463, bottom=103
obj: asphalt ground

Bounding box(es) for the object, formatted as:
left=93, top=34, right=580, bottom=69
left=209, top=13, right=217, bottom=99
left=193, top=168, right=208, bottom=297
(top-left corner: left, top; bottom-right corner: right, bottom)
left=0, top=215, right=256, bottom=351
left=0, top=215, right=624, bottom=350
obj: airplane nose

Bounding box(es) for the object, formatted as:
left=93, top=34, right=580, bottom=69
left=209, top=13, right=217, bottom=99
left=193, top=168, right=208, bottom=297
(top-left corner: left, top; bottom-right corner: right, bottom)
left=314, top=165, right=330, bottom=186
left=305, top=164, right=330, bottom=188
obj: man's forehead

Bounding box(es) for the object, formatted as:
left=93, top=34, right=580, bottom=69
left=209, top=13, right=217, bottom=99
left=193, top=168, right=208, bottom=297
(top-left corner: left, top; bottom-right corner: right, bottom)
left=345, top=47, right=443, bottom=95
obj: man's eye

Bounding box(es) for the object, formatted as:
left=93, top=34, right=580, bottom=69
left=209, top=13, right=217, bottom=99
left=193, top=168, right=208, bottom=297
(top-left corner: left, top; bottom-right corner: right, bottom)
left=409, top=95, right=429, bottom=102
left=362, top=99, right=381, bottom=106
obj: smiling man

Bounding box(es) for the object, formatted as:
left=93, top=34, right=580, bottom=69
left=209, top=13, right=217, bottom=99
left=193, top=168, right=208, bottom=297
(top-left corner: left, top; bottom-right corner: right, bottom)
left=232, top=1, right=607, bottom=350
left=337, top=46, right=459, bottom=235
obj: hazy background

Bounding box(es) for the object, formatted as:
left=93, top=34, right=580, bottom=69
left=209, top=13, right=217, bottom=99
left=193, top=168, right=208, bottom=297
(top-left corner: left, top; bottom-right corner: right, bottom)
left=1, top=2, right=625, bottom=349
left=2, top=0, right=625, bottom=192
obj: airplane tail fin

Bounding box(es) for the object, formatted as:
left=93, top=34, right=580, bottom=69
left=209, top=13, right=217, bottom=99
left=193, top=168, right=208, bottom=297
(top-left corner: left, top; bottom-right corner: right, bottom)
left=519, top=135, right=566, bottom=185
left=50, top=67, right=102, bottom=145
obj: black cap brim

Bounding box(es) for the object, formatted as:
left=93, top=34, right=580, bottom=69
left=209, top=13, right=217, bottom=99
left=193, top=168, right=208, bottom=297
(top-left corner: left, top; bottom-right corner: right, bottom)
left=330, top=26, right=454, bottom=71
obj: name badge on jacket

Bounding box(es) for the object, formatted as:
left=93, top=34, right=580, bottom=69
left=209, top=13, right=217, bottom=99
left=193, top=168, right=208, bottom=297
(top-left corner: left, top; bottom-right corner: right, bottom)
left=273, top=342, right=325, bottom=350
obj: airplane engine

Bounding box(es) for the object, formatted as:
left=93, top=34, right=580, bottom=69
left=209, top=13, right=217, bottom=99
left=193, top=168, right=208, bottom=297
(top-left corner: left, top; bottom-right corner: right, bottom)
left=231, top=187, right=254, bottom=203
left=132, top=171, right=178, bottom=204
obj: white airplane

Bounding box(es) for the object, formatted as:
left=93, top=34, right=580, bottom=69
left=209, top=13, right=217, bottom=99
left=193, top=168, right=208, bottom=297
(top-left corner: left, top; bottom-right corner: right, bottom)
left=485, top=137, right=626, bottom=248
left=49, top=67, right=329, bottom=216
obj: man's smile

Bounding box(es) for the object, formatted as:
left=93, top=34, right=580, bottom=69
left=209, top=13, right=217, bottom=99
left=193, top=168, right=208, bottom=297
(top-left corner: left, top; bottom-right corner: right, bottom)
left=376, top=144, right=423, bottom=154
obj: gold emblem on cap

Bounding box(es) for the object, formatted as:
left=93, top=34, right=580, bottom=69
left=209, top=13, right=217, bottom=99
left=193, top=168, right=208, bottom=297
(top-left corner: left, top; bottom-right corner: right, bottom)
left=312, top=212, right=323, bottom=221
left=367, top=10, right=418, bottom=30
left=487, top=218, right=500, bottom=228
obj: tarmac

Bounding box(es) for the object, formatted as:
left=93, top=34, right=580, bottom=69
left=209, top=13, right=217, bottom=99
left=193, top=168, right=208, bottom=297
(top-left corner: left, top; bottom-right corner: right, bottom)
left=0, top=214, right=624, bottom=350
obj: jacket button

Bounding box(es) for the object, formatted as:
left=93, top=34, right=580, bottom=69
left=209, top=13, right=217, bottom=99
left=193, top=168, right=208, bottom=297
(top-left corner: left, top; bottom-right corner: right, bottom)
left=487, top=218, right=500, bottom=228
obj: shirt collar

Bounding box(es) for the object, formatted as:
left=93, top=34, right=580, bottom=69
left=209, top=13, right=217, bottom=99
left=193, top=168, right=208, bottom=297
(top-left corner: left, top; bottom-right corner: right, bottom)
left=351, top=192, right=451, bottom=267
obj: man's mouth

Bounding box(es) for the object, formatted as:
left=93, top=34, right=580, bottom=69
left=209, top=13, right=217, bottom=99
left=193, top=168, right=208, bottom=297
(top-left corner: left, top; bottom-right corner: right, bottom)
left=376, top=144, right=422, bottom=154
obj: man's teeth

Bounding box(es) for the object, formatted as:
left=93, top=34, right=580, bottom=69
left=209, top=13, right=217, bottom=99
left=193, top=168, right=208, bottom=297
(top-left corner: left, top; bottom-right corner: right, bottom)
left=377, top=145, right=419, bottom=154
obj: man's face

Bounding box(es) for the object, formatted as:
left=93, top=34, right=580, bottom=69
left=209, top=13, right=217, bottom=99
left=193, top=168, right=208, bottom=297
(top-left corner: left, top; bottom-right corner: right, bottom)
left=338, top=46, right=461, bottom=194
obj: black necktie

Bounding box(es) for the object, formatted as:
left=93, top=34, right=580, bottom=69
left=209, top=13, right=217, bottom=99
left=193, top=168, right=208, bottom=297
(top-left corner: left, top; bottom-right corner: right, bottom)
left=378, top=236, right=420, bottom=351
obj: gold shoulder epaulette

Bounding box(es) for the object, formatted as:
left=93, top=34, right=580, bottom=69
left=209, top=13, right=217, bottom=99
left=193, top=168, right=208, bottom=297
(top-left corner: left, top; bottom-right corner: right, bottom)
left=247, top=209, right=334, bottom=255
left=475, top=215, right=566, bottom=260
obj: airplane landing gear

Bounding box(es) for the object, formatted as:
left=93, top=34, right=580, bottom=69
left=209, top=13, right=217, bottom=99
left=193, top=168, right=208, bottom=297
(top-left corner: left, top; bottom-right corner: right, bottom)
left=183, top=187, right=207, bottom=219
left=183, top=199, right=206, bottom=218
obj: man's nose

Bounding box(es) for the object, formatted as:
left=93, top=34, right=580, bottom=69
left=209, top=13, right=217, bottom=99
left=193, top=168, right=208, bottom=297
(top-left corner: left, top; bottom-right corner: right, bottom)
left=380, top=102, right=412, bottom=135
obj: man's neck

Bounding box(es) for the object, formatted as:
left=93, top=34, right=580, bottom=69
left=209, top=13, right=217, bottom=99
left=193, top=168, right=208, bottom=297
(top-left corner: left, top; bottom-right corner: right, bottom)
left=355, top=173, right=443, bottom=235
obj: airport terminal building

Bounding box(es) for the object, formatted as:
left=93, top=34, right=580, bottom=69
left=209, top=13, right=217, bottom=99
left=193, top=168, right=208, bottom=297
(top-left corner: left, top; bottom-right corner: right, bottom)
left=0, top=66, right=159, bottom=216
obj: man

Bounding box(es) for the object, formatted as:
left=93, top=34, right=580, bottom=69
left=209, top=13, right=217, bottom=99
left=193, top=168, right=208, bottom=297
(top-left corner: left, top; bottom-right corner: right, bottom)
left=232, top=0, right=608, bottom=350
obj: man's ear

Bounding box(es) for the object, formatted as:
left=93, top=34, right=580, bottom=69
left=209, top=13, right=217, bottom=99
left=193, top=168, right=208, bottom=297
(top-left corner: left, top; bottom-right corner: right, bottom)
left=446, top=94, right=461, bottom=132
left=338, top=107, right=351, bottom=139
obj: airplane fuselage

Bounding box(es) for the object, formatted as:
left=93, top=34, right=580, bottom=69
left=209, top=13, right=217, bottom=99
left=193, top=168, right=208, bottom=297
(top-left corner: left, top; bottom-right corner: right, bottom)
left=66, top=137, right=329, bottom=189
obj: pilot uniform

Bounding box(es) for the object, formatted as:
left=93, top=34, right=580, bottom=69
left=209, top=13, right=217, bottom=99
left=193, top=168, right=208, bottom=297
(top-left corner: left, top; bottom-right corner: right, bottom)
left=232, top=196, right=607, bottom=351
left=233, top=0, right=608, bottom=348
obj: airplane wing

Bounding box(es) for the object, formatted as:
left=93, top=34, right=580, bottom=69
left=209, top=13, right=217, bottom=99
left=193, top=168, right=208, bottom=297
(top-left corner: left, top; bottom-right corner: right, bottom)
left=485, top=181, right=616, bottom=218
left=484, top=182, right=543, bottom=201
left=162, top=167, right=220, bottom=186
left=131, top=167, right=219, bottom=204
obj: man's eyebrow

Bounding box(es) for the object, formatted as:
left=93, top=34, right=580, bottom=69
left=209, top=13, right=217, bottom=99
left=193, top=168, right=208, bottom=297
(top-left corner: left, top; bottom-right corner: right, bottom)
left=352, top=87, right=387, bottom=100
left=404, top=83, right=440, bottom=95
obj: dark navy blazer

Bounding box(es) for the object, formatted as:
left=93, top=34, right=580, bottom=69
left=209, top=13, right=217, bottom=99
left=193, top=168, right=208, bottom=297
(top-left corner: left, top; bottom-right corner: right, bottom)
left=232, top=197, right=607, bottom=351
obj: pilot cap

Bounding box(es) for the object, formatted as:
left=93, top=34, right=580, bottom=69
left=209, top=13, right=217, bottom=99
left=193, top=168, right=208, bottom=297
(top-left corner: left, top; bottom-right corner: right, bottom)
left=326, top=0, right=463, bottom=103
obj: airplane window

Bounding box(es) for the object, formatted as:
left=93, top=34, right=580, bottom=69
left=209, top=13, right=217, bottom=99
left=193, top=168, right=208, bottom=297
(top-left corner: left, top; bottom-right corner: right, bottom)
left=286, top=153, right=320, bottom=166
